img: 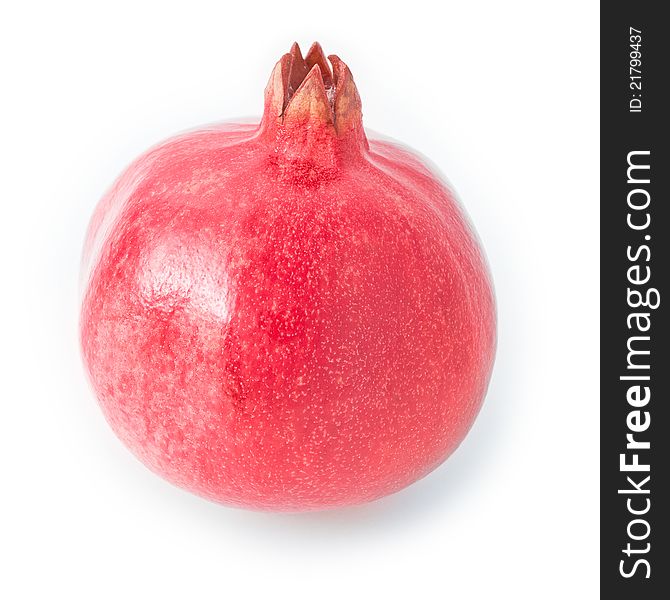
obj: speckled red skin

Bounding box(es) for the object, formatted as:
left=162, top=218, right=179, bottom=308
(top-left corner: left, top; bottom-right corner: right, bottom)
left=80, top=44, right=496, bottom=511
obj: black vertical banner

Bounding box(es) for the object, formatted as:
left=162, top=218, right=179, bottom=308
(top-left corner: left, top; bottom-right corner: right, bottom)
left=601, top=2, right=669, bottom=596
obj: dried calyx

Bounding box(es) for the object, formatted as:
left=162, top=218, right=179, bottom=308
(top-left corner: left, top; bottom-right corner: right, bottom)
left=262, top=42, right=364, bottom=136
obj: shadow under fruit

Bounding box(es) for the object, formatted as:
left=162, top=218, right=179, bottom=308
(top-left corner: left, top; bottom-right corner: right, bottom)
left=80, top=43, right=496, bottom=511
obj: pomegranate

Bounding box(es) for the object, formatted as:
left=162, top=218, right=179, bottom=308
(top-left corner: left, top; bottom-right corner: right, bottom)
left=80, top=43, right=496, bottom=511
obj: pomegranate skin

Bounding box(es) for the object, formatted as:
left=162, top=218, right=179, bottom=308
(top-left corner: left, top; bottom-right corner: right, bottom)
left=80, top=45, right=496, bottom=511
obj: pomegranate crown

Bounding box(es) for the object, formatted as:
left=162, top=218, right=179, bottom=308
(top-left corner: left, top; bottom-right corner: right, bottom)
left=261, top=42, right=364, bottom=137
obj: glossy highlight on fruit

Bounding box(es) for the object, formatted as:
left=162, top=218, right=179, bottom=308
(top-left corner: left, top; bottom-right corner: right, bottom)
left=80, top=43, right=496, bottom=511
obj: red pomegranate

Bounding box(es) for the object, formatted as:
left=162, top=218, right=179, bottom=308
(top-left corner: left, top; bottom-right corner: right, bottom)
left=80, top=43, right=496, bottom=511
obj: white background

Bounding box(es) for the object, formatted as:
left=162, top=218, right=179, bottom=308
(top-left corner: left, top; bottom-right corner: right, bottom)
left=0, top=1, right=599, bottom=598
